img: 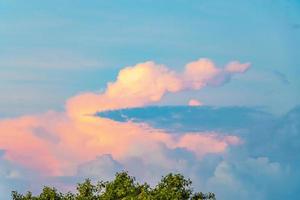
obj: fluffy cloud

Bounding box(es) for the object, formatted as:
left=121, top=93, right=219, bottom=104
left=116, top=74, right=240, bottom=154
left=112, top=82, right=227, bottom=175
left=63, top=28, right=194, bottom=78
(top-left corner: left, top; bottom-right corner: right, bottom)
left=206, top=158, right=285, bottom=200
left=0, top=112, right=240, bottom=176
left=77, top=154, right=123, bottom=180
left=66, top=59, right=250, bottom=119
left=101, top=106, right=300, bottom=199
left=0, top=58, right=250, bottom=198
left=1, top=105, right=299, bottom=199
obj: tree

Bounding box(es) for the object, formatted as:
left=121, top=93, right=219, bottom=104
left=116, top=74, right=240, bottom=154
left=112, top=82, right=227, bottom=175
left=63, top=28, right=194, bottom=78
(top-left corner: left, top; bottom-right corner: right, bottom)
left=152, top=173, right=192, bottom=200
left=99, top=172, right=150, bottom=200
left=12, top=171, right=215, bottom=200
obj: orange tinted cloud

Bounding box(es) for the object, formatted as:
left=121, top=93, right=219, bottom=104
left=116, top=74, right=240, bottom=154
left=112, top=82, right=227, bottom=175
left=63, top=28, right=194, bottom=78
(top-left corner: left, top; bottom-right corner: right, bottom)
left=177, top=134, right=241, bottom=158
left=66, top=61, right=183, bottom=119
left=184, top=59, right=220, bottom=89
left=0, top=113, right=63, bottom=175
left=225, top=61, right=251, bottom=73
left=0, top=115, right=240, bottom=176
left=0, top=58, right=249, bottom=176
left=188, top=99, right=203, bottom=106
left=67, top=59, right=250, bottom=119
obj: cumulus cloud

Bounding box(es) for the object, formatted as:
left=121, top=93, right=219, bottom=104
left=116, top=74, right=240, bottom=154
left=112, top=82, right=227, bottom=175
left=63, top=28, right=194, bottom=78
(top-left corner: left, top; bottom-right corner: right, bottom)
left=206, top=157, right=288, bottom=200
left=97, top=105, right=300, bottom=199
left=0, top=58, right=250, bottom=197
left=0, top=112, right=240, bottom=176
left=2, top=104, right=299, bottom=199
left=66, top=59, right=250, bottom=119
left=66, top=61, right=182, bottom=119
left=77, top=154, right=123, bottom=180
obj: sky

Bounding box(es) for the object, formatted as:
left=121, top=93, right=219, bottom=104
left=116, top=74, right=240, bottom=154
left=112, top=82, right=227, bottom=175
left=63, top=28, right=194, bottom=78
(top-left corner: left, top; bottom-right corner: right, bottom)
left=0, top=0, right=300, bottom=199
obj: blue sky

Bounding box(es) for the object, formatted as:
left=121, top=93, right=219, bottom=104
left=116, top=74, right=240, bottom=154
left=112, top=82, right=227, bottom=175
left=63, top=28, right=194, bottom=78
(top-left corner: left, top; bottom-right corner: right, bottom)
left=1, top=0, right=300, bottom=117
left=0, top=1, right=300, bottom=199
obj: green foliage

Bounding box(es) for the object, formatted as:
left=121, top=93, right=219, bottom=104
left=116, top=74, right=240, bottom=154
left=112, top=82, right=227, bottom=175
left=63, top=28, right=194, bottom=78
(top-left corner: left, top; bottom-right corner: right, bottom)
left=12, top=171, right=215, bottom=200
left=152, top=173, right=192, bottom=200
left=76, top=179, right=102, bottom=200
left=99, top=172, right=149, bottom=200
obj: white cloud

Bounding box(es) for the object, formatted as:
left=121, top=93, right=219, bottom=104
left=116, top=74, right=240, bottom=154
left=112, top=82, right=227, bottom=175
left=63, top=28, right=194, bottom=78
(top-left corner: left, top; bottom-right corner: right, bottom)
left=77, top=154, right=123, bottom=181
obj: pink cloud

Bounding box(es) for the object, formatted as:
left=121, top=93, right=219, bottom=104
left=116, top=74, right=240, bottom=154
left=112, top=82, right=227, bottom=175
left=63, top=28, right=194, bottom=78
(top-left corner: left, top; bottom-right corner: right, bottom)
left=67, top=59, right=250, bottom=119
left=177, top=134, right=241, bottom=158
left=0, top=58, right=249, bottom=176
left=184, top=59, right=220, bottom=89
left=188, top=99, right=203, bottom=106
left=225, top=61, right=251, bottom=73
left=66, top=61, right=183, bottom=119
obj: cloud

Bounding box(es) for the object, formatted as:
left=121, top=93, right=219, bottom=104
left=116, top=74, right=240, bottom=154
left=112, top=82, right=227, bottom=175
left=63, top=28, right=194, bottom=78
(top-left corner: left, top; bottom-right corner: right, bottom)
left=66, top=61, right=183, bottom=119
left=0, top=58, right=248, bottom=177
left=77, top=154, right=123, bottom=180
left=97, top=105, right=300, bottom=199
left=188, top=99, right=203, bottom=106
left=225, top=61, right=250, bottom=73
left=2, top=104, right=299, bottom=199
left=0, top=112, right=240, bottom=176
left=206, top=157, right=289, bottom=200
left=184, top=59, right=221, bottom=88
left=0, top=58, right=251, bottom=198
left=66, top=59, right=250, bottom=119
